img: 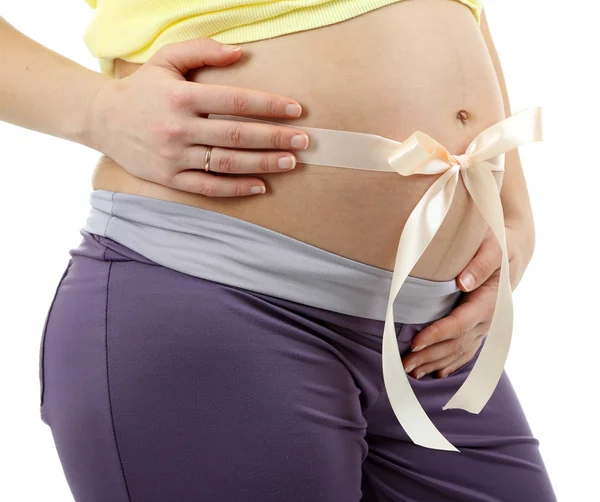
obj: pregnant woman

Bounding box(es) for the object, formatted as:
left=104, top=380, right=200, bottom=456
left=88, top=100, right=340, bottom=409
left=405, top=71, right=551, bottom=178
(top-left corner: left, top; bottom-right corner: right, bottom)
left=1, top=0, right=556, bottom=500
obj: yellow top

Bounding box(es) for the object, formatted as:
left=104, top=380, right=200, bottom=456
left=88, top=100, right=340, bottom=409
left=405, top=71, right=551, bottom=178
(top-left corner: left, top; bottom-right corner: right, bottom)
left=83, top=0, right=483, bottom=76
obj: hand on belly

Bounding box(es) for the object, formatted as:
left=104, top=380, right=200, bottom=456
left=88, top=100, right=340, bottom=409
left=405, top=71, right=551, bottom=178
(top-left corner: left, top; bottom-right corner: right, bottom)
left=92, top=0, right=504, bottom=279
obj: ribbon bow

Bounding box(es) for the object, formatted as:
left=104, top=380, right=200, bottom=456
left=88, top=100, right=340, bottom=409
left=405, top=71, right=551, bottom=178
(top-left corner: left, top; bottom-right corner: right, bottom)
left=206, top=107, right=543, bottom=451
left=383, top=107, right=543, bottom=451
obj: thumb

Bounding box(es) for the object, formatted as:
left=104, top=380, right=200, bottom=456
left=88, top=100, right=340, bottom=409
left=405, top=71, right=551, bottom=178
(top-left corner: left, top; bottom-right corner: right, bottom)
left=147, top=37, right=242, bottom=76
left=457, top=229, right=502, bottom=292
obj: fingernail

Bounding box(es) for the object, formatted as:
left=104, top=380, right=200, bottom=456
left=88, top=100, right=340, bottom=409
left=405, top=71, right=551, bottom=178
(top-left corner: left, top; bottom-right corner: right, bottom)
left=278, top=156, right=296, bottom=170
left=291, top=134, right=309, bottom=149
left=461, top=273, right=475, bottom=291
left=413, top=345, right=426, bottom=352
left=250, top=185, right=266, bottom=195
left=285, top=104, right=302, bottom=117
left=405, top=364, right=415, bottom=374
left=416, top=372, right=426, bottom=380
left=222, top=44, right=242, bottom=52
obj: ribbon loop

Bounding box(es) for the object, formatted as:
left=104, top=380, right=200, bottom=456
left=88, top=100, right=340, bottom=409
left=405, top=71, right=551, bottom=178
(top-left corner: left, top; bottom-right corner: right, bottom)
left=381, top=107, right=542, bottom=451
left=205, top=107, right=543, bottom=452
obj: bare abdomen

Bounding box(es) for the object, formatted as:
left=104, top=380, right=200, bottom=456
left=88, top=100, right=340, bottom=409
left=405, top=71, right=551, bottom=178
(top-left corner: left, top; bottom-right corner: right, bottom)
left=92, top=0, right=505, bottom=280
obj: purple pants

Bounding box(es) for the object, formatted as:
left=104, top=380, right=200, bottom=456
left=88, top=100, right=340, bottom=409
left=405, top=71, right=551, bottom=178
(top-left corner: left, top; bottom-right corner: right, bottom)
left=39, top=231, right=556, bottom=501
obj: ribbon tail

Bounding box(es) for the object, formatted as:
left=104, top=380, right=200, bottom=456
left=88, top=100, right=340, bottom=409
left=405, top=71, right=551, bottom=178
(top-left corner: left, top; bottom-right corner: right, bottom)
left=443, top=166, right=512, bottom=413
left=383, top=168, right=460, bottom=451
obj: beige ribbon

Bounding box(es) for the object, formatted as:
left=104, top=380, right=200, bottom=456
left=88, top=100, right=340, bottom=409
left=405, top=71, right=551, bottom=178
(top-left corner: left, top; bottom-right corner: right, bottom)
left=381, top=107, right=542, bottom=451
left=207, top=107, right=543, bottom=451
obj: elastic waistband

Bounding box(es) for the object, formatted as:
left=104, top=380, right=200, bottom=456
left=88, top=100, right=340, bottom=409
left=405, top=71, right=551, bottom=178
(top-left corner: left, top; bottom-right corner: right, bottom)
left=83, top=190, right=462, bottom=324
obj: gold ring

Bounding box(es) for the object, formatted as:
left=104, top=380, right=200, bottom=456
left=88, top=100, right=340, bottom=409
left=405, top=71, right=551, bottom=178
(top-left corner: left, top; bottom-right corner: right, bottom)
left=204, top=146, right=213, bottom=172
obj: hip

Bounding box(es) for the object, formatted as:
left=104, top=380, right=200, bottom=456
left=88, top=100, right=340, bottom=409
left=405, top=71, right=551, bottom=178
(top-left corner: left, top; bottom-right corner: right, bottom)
left=81, top=190, right=464, bottom=323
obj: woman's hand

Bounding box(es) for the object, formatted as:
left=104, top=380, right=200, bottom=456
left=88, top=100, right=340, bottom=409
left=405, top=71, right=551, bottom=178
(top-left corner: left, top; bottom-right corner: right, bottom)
left=402, top=219, right=534, bottom=379
left=85, top=37, right=310, bottom=197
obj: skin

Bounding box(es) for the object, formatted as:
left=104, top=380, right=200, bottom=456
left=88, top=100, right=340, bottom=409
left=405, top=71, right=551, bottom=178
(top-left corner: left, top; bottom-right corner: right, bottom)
left=93, top=1, right=502, bottom=282
left=0, top=1, right=535, bottom=379
left=403, top=9, right=536, bottom=379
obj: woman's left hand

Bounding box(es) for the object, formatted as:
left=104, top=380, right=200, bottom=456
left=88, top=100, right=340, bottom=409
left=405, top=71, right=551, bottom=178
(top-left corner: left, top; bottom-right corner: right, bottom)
left=402, top=220, right=533, bottom=380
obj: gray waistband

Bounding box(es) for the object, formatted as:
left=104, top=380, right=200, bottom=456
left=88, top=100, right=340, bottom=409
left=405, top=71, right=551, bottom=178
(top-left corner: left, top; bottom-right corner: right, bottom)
left=83, top=190, right=462, bottom=323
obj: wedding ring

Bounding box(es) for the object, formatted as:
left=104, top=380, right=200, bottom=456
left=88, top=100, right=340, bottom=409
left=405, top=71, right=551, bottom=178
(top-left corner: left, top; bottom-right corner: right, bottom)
left=204, top=146, right=213, bottom=172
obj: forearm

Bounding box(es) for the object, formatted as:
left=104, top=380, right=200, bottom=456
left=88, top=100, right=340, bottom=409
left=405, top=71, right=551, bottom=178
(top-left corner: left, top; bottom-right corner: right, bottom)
left=480, top=9, right=536, bottom=262
left=0, top=16, right=110, bottom=147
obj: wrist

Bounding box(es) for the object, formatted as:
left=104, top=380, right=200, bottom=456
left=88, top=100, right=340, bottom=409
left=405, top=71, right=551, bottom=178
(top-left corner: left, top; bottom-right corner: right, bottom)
left=79, top=74, right=114, bottom=151
left=508, top=212, right=535, bottom=257
left=505, top=214, right=535, bottom=289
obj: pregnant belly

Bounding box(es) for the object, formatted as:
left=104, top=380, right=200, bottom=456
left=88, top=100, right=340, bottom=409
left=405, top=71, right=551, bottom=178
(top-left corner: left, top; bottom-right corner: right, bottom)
left=91, top=0, right=505, bottom=280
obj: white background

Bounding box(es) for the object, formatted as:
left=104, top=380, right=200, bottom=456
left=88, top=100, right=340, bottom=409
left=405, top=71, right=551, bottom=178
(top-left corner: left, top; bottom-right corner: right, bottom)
left=1, top=1, right=597, bottom=500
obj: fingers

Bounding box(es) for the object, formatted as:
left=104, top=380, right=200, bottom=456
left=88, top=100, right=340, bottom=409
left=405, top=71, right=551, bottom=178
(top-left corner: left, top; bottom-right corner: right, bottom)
left=183, top=82, right=303, bottom=119
left=179, top=146, right=297, bottom=174
left=403, top=333, right=485, bottom=380
left=168, top=169, right=268, bottom=198
left=167, top=144, right=300, bottom=197
left=147, top=37, right=244, bottom=75
left=435, top=343, right=482, bottom=379
left=457, top=226, right=502, bottom=292
left=188, top=117, right=310, bottom=151
left=410, top=300, right=484, bottom=353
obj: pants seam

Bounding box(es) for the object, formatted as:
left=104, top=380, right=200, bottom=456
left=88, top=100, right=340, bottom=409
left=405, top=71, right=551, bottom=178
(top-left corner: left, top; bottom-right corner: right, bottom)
left=105, top=261, right=133, bottom=502
left=104, top=190, right=116, bottom=237
left=362, top=324, right=406, bottom=420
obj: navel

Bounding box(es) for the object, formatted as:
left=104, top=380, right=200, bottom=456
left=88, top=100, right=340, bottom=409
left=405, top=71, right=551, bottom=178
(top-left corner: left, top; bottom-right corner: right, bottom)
left=456, top=109, right=471, bottom=124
